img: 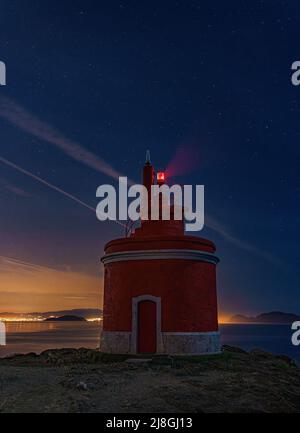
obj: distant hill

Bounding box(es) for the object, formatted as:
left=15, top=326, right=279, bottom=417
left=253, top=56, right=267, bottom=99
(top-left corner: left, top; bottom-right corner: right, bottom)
left=230, top=311, right=300, bottom=324
left=44, top=315, right=87, bottom=322
left=37, top=309, right=102, bottom=319
left=0, top=309, right=102, bottom=321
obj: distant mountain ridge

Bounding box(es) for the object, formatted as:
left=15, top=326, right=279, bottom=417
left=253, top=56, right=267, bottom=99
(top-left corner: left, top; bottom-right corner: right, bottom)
left=230, top=311, right=300, bottom=324
left=0, top=308, right=102, bottom=320
left=44, top=315, right=87, bottom=322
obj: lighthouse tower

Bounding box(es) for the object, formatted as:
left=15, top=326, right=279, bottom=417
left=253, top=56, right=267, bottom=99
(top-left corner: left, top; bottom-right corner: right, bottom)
left=100, top=154, right=220, bottom=355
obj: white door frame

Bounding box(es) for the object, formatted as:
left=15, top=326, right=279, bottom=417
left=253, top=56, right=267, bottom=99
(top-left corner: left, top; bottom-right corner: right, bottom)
left=131, top=295, right=163, bottom=354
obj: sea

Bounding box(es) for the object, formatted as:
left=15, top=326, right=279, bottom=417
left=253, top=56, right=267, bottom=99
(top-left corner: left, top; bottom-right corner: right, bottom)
left=0, top=322, right=299, bottom=362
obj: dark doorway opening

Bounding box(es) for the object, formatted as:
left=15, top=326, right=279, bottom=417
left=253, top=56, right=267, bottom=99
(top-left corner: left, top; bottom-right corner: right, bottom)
left=137, top=300, right=157, bottom=354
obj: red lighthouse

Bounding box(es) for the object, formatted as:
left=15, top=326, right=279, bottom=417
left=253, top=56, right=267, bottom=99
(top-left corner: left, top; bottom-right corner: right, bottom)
left=100, top=154, right=220, bottom=355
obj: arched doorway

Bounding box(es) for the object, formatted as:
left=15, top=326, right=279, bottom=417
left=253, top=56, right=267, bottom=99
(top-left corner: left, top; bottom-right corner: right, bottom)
left=137, top=300, right=157, bottom=354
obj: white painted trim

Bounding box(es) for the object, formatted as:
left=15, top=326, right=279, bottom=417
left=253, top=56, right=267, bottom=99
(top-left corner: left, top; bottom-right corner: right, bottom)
left=101, top=249, right=219, bottom=265
left=131, top=295, right=163, bottom=354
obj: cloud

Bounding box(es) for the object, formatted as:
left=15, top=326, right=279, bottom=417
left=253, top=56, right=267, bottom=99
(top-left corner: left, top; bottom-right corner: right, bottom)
left=206, top=214, right=282, bottom=265
left=0, top=155, right=96, bottom=211
left=0, top=95, right=280, bottom=267
left=0, top=255, right=103, bottom=313
left=0, top=95, right=123, bottom=180
left=0, top=156, right=126, bottom=228
left=5, top=184, right=32, bottom=197
left=0, top=178, right=33, bottom=198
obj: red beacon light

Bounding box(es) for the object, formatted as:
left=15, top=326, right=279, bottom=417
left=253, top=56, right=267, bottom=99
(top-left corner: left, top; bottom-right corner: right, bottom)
left=157, top=172, right=165, bottom=184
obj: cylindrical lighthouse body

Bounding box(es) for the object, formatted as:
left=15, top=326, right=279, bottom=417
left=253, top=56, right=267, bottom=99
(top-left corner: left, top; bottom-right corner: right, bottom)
left=101, top=236, right=220, bottom=355
left=100, top=158, right=221, bottom=355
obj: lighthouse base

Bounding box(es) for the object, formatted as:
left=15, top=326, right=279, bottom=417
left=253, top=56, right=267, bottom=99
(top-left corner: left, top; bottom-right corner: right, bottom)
left=162, top=332, right=221, bottom=355
left=100, top=331, right=221, bottom=356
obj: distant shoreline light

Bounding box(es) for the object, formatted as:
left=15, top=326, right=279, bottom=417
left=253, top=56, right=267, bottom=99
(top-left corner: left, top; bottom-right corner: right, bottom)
left=0, top=317, right=103, bottom=323
left=0, top=317, right=44, bottom=322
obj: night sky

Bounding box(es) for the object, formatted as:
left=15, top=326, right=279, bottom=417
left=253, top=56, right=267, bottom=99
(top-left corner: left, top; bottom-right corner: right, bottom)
left=0, top=1, right=299, bottom=319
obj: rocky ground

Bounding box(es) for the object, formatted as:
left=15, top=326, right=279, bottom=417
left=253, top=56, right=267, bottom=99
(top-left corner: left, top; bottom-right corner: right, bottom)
left=0, top=346, right=299, bottom=413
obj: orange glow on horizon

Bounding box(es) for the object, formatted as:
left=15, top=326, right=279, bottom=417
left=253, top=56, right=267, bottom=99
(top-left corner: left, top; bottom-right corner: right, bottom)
left=218, top=314, right=232, bottom=324
left=0, top=256, right=102, bottom=313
